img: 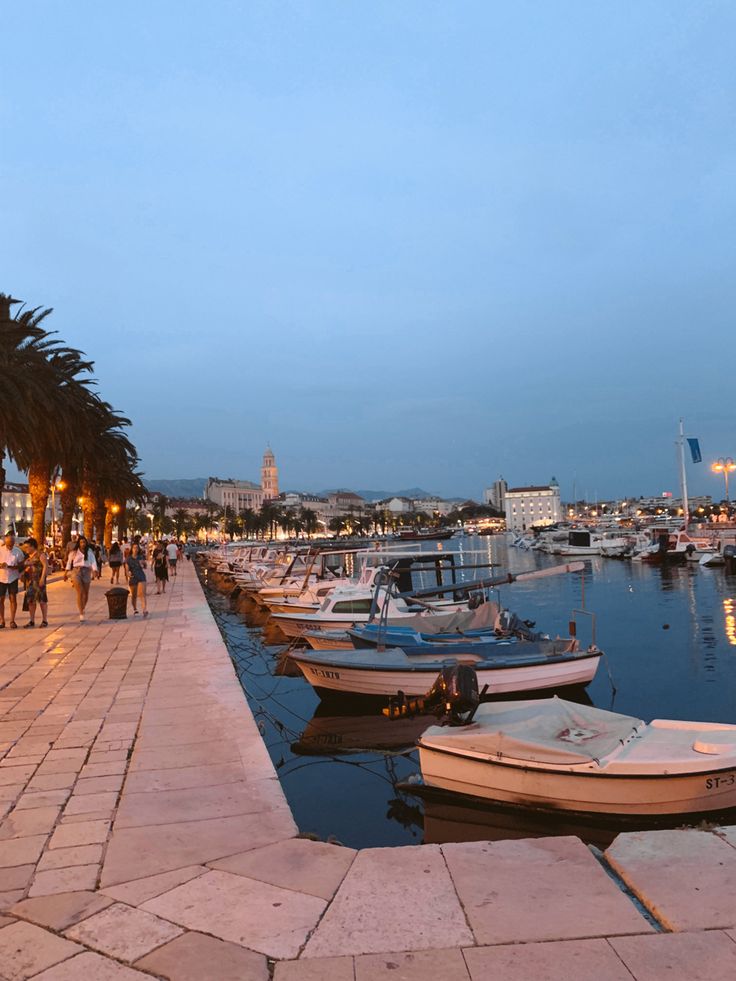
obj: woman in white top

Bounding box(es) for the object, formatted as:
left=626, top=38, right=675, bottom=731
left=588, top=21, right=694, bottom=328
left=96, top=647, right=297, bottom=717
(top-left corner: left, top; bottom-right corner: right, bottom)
left=64, top=535, right=98, bottom=622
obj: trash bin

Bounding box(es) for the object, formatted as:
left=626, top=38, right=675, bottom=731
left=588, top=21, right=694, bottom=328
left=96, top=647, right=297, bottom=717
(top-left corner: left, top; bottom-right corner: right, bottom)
left=105, top=587, right=129, bottom=620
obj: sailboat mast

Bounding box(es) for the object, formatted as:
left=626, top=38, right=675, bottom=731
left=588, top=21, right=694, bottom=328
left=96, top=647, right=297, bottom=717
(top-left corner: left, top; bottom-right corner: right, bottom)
left=678, top=418, right=690, bottom=529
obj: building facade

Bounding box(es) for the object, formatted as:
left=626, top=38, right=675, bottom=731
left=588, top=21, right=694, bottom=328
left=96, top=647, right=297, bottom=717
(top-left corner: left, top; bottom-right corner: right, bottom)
left=1, top=482, right=32, bottom=533
left=505, top=480, right=562, bottom=531
left=483, top=478, right=508, bottom=513
left=204, top=478, right=264, bottom=511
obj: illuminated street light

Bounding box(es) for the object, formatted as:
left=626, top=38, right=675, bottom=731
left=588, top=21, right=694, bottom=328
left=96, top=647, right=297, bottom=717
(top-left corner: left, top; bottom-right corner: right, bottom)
left=712, top=457, right=736, bottom=503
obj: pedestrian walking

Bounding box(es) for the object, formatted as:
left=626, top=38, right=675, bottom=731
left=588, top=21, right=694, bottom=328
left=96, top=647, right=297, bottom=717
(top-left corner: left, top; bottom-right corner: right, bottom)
left=166, top=538, right=179, bottom=577
left=92, top=540, right=103, bottom=579
left=0, top=530, right=26, bottom=629
left=153, top=541, right=168, bottom=594
left=125, top=541, right=148, bottom=616
left=109, top=541, right=123, bottom=583
left=64, top=535, right=98, bottom=622
left=20, top=537, right=49, bottom=628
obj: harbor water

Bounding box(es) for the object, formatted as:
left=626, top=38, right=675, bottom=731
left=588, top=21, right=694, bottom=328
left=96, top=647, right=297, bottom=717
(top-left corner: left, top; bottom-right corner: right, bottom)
left=200, top=536, right=736, bottom=849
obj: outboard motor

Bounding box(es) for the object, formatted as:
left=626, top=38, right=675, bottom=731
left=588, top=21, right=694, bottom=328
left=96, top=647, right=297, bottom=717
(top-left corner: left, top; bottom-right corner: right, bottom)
left=384, top=665, right=484, bottom=726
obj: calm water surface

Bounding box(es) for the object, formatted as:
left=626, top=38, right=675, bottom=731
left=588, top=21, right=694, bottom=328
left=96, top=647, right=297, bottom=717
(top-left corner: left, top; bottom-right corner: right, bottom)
left=200, top=537, right=736, bottom=849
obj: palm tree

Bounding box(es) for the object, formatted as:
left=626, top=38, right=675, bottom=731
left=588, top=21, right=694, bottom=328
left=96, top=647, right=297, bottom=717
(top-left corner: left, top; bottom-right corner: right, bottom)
left=299, top=507, right=320, bottom=539
left=239, top=507, right=258, bottom=539
left=1, top=294, right=144, bottom=545
left=0, top=295, right=91, bottom=531
left=172, top=509, right=192, bottom=538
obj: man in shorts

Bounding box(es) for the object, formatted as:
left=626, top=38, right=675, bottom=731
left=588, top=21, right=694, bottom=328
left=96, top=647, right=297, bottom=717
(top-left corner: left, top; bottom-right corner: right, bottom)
left=166, top=539, right=179, bottom=577
left=0, top=530, right=26, bottom=629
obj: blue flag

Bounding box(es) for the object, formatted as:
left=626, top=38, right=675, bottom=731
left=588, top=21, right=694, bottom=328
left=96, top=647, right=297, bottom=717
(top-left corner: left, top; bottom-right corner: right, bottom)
left=687, top=438, right=702, bottom=464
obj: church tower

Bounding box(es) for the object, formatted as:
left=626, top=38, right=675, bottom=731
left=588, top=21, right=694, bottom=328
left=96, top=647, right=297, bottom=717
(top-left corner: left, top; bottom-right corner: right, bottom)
left=261, top=446, right=279, bottom=500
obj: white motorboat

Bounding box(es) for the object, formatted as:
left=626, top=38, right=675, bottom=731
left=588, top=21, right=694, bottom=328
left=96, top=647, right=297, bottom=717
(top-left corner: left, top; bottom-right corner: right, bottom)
left=290, top=641, right=601, bottom=699
left=699, top=548, right=725, bottom=568
left=418, top=696, right=736, bottom=817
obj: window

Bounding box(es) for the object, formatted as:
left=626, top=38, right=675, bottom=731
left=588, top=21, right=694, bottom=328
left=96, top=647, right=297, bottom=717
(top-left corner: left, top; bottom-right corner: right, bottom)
left=332, top=599, right=374, bottom=614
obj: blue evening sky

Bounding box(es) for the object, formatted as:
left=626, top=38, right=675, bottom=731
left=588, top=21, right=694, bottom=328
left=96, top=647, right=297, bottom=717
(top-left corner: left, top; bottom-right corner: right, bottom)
left=3, top=1, right=735, bottom=500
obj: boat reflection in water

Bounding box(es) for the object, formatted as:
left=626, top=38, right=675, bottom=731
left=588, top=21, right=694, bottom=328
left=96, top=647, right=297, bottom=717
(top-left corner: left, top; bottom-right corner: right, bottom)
left=291, top=702, right=431, bottom=756
left=407, top=784, right=736, bottom=850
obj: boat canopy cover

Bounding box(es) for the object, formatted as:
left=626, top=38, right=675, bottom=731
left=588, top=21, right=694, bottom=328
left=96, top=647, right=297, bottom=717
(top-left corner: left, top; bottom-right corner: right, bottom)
left=421, top=697, right=643, bottom=765
left=385, top=602, right=500, bottom=635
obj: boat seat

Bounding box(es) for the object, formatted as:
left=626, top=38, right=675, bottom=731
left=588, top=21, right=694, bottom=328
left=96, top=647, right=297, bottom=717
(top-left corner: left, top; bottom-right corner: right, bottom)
left=693, top=734, right=736, bottom=755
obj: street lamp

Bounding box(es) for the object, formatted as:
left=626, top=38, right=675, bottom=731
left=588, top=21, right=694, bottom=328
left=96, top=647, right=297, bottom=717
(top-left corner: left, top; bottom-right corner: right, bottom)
left=711, top=457, right=736, bottom=503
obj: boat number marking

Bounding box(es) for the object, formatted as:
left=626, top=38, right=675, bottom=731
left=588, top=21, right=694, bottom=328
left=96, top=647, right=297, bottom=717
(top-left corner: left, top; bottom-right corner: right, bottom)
left=310, top=668, right=341, bottom=680
left=705, top=773, right=736, bottom=791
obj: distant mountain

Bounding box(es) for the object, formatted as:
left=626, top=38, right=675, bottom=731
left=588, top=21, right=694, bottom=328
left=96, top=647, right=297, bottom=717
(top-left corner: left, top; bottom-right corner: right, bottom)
left=320, top=487, right=441, bottom=502
left=145, top=478, right=207, bottom=499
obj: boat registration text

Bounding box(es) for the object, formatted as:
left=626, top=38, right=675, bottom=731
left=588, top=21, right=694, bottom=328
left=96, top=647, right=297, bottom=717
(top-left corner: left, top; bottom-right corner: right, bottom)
left=705, top=772, right=736, bottom=791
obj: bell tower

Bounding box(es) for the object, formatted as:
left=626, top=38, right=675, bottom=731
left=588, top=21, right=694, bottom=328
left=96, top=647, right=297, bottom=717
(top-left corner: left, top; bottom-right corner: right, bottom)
left=261, top=446, right=279, bottom=500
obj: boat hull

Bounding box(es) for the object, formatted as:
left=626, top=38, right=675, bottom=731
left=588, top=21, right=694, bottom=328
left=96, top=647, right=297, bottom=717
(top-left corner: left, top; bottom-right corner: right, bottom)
left=418, top=746, right=736, bottom=816
left=292, top=651, right=600, bottom=698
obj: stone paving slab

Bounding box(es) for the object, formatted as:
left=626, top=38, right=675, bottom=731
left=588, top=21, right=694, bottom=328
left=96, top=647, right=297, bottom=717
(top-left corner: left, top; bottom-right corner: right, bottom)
left=442, top=836, right=651, bottom=945
left=134, top=929, right=270, bottom=980
left=303, top=844, right=474, bottom=958
left=65, top=900, right=183, bottom=962
left=143, top=868, right=327, bottom=959
left=274, top=955, right=355, bottom=981
left=463, top=938, right=634, bottom=980
left=100, top=864, right=207, bottom=906
left=609, top=930, right=736, bottom=981
left=30, top=951, right=153, bottom=979
left=606, top=829, right=736, bottom=930
left=355, top=948, right=471, bottom=980
left=209, top=837, right=357, bottom=901
left=10, top=890, right=113, bottom=931
left=0, top=918, right=81, bottom=979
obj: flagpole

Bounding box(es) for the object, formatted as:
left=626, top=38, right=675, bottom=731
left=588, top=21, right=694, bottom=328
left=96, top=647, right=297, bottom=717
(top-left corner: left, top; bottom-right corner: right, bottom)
left=678, top=418, right=690, bottom=529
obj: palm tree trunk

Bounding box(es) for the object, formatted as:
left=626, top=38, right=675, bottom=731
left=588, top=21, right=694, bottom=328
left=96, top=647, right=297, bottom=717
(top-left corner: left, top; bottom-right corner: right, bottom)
left=60, top=482, right=78, bottom=546
left=93, top=495, right=106, bottom=543
left=28, top=461, right=51, bottom=545
left=81, top=490, right=95, bottom=539
left=0, top=452, right=5, bottom=527
left=103, top=499, right=115, bottom=549
left=117, top=503, right=127, bottom=540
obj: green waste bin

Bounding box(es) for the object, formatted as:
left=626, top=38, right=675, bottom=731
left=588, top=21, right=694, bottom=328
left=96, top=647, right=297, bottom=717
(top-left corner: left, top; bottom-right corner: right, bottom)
left=105, top=587, right=129, bottom=620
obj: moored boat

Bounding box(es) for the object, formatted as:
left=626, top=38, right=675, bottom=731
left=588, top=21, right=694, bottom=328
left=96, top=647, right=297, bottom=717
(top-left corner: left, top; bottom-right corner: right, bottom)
left=290, top=641, right=601, bottom=699
left=418, top=696, right=736, bottom=817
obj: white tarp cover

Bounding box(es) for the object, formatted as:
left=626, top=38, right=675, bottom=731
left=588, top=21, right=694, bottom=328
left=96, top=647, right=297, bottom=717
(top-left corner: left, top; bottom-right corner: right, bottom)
left=422, top=697, right=643, bottom=765
left=387, top=602, right=500, bottom=635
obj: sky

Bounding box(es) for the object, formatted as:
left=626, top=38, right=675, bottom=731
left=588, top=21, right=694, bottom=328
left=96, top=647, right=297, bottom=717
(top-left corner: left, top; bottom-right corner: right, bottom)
left=3, top=1, right=735, bottom=501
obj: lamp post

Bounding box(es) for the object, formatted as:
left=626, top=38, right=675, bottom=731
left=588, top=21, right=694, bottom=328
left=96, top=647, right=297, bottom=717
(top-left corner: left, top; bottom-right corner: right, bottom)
left=712, top=458, right=736, bottom=505
left=111, top=504, right=120, bottom=543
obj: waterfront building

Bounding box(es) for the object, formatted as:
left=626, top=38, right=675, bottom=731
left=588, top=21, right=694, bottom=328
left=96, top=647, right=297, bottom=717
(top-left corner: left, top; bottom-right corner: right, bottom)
left=483, top=477, right=508, bottom=512
left=2, top=481, right=63, bottom=537
left=1, top=481, right=32, bottom=532
left=378, top=496, right=414, bottom=515
left=164, top=497, right=212, bottom=519
left=505, top=479, right=562, bottom=531
left=205, top=477, right=264, bottom=511
left=326, top=490, right=366, bottom=518
left=416, top=496, right=454, bottom=516
left=278, top=492, right=330, bottom=525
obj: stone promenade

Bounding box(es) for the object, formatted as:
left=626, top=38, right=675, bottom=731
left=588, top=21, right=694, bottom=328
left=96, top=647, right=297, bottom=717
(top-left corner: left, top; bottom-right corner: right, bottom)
left=1, top=562, right=736, bottom=980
